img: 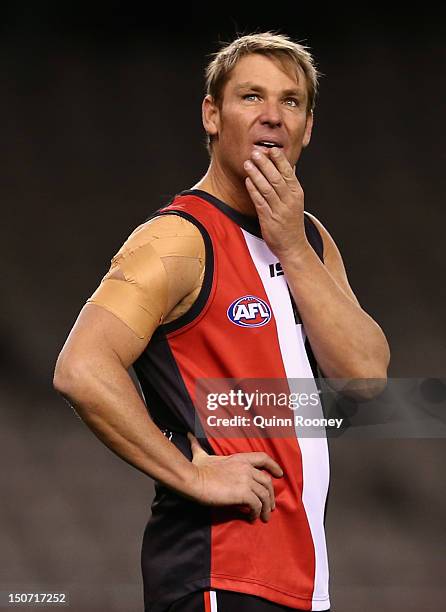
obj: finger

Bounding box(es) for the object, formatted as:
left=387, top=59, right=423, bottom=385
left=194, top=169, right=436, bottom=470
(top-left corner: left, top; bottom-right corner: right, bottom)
left=252, top=468, right=275, bottom=510
left=245, top=492, right=263, bottom=522
left=187, top=432, right=207, bottom=457
left=268, top=147, right=300, bottom=189
left=244, top=451, right=284, bottom=478
left=244, top=159, right=282, bottom=210
left=250, top=149, right=291, bottom=200
left=245, top=177, right=272, bottom=220
left=250, top=481, right=272, bottom=522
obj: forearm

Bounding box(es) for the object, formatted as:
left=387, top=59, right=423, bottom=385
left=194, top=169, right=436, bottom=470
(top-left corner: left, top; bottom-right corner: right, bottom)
left=281, top=245, right=390, bottom=380
left=54, top=355, right=199, bottom=500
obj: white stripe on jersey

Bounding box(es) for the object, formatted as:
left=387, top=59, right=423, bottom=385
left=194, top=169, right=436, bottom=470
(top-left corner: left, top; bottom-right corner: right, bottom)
left=241, top=230, right=331, bottom=612
left=210, top=590, right=218, bottom=612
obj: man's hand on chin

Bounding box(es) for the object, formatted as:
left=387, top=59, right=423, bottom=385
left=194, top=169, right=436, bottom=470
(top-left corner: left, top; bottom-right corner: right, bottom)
left=243, top=147, right=310, bottom=263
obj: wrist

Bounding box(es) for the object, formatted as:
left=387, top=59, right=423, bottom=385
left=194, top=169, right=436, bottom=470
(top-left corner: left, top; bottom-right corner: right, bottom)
left=277, top=240, right=315, bottom=270
left=177, top=462, right=203, bottom=503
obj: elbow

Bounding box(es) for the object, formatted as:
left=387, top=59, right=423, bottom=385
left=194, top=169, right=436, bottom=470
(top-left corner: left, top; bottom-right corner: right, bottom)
left=366, top=331, right=390, bottom=383
left=53, top=351, right=88, bottom=400
left=354, top=360, right=389, bottom=386
left=326, top=375, right=388, bottom=402
left=340, top=376, right=388, bottom=401
left=339, top=353, right=390, bottom=401
left=322, top=331, right=390, bottom=401
left=353, top=332, right=390, bottom=382
left=364, top=343, right=390, bottom=386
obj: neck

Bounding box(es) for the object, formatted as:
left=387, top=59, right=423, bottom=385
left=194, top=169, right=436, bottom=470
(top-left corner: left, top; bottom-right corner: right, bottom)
left=191, top=156, right=257, bottom=217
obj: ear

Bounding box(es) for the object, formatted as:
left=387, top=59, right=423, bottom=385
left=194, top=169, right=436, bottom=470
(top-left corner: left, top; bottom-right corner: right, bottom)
left=302, top=110, right=314, bottom=148
left=202, top=95, right=220, bottom=139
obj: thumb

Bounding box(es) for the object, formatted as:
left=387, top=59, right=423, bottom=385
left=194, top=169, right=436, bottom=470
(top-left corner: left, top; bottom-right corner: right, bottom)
left=187, top=432, right=207, bottom=458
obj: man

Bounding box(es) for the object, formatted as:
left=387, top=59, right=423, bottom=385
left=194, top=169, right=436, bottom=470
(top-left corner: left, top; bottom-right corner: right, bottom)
left=54, top=32, right=390, bottom=612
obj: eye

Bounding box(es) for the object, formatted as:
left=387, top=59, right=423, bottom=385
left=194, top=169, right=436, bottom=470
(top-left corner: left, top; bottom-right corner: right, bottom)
left=243, top=93, right=260, bottom=102
left=284, top=98, right=299, bottom=107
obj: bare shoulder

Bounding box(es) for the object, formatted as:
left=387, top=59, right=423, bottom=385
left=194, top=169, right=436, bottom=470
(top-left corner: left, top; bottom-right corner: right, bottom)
left=304, top=211, right=360, bottom=305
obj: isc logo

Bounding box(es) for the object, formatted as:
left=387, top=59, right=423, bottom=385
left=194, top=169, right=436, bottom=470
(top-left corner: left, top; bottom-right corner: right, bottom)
left=227, top=295, right=272, bottom=328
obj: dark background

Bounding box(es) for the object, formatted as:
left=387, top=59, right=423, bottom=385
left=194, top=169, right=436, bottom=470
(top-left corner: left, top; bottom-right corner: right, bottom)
left=1, top=3, right=445, bottom=611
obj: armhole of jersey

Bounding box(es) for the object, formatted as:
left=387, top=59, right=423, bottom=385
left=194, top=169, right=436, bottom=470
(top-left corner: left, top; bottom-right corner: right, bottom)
left=149, top=210, right=215, bottom=337
left=301, top=212, right=325, bottom=379
left=303, top=211, right=324, bottom=263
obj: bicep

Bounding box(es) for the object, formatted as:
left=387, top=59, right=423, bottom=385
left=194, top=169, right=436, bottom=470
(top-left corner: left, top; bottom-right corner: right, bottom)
left=60, top=302, right=152, bottom=371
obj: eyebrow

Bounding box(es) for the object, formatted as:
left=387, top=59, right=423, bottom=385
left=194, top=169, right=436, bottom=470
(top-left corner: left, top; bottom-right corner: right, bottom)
left=234, top=82, right=305, bottom=98
left=235, top=81, right=306, bottom=100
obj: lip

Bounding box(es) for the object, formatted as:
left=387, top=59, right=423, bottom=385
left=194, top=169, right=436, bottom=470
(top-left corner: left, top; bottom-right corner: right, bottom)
left=252, top=138, right=285, bottom=150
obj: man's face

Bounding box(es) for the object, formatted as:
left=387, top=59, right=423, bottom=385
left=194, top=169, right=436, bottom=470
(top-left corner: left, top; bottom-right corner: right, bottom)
left=204, top=53, right=313, bottom=179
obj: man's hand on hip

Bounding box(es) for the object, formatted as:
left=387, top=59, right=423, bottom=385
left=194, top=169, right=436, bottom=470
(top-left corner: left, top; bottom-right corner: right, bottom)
left=187, top=433, right=284, bottom=523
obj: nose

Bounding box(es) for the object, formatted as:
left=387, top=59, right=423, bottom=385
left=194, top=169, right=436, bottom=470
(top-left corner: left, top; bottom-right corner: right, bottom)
left=258, top=99, right=282, bottom=128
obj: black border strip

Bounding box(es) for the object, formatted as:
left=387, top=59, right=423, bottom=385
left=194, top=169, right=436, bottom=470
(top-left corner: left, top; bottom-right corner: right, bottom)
left=181, top=189, right=324, bottom=264
left=180, top=188, right=262, bottom=238
left=303, top=214, right=324, bottom=263
left=134, top=328, right=216, bottom=455
left=151, top=210, right=215, bottom=336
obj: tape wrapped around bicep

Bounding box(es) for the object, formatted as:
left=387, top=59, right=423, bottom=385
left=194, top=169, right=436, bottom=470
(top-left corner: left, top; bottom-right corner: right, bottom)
left=86, top=215, right=205, bottom=339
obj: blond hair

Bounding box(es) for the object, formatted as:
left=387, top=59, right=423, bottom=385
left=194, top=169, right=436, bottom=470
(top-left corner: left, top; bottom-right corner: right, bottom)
left=204, top=31, right=321, bottom=152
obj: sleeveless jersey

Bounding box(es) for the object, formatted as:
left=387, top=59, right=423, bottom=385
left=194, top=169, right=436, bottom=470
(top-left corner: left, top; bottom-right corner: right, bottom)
left=133, top=189, right=331, bottom=612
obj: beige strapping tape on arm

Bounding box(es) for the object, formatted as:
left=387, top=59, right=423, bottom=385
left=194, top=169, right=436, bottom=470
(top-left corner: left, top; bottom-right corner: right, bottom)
left=87, top=240, right=168, bottom=340
left=86, top=215, right=205, bottom=339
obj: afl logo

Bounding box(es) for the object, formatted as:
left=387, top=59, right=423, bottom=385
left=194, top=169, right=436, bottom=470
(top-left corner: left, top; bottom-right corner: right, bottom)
left=227, top=295, right=272, bottom=328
